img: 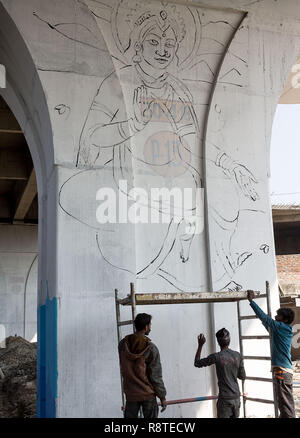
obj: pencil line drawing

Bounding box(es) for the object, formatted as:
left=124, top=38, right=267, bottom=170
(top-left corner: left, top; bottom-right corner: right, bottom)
left=260, top=244, right=270, bottom=254
left=50, top=0, right=262, bottom=291
left=55, top=104, right=71, bottom=116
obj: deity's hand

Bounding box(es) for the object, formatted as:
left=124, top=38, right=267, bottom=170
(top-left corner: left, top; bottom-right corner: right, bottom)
left=132, top=85, right=154, bottom=131
left=231, top=164, right=259, bottom=201
left=216, top=153, right=259, bottom=201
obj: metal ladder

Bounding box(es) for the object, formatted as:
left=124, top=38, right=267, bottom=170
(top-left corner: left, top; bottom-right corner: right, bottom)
left=115, top=283, right=137, bottom=410
left=115, top=282, right=278, bottom=417
left=237, top=281, right=279, bottom=418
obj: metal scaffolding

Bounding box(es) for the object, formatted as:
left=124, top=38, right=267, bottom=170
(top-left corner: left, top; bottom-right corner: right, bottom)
left=115, top=281, right=278, bottom=418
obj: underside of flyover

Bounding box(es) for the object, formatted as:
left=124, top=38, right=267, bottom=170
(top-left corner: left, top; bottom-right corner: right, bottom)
left=0, top=95, right=38, bottom=224
left=0, top=95, right=38, bottom=418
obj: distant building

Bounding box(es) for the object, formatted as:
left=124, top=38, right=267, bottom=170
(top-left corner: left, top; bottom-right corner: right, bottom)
left=273, top=205, right=300, bottom=360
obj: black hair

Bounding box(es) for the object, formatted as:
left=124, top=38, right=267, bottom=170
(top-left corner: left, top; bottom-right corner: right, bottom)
left=216, top=328, right=230, bottom=347
left=277, top=308, right=295, bottom=325
left=134, top=313, right=152, bottom=331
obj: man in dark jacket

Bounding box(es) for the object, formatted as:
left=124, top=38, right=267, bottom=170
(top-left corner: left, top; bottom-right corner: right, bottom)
left=194, top=328, right=246, bottom=418
left=118, top=313, right=167, bottom=418
left=247, top=290, right=295, bottom=418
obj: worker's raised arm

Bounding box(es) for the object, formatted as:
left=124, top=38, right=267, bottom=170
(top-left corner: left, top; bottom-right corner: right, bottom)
left=247, top=290, right=276, bottom=331
left=194, top=334, right=217, bottom=368
left=237, top=358, right=246, bottom=381
left=194, top=334, right=205, bottom=365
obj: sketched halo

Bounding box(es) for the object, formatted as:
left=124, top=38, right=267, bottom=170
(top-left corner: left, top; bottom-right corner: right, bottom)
left=111, top=0, right=202, bottom=69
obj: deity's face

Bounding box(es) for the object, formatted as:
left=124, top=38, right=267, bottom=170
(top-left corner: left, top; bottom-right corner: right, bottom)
left=141, top=25, right=178, bottom=70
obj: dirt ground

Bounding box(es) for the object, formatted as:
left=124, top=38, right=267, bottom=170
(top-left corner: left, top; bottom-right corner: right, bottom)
left=0, top=336, right=36, bottom=418
left=0, top=336, right=299, bottom=418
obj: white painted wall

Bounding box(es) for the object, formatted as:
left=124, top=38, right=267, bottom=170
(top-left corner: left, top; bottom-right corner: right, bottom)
left=1, top=0, right=299, bottom=418
left=0, top=224, right=38, bottom=342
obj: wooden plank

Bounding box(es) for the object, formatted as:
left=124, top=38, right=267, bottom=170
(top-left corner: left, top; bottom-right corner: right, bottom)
left=118, top=290, right=262, bottom=306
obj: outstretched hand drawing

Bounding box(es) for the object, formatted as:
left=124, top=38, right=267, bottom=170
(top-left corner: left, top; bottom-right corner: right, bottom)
left=52, top=0, right=262, bottom=291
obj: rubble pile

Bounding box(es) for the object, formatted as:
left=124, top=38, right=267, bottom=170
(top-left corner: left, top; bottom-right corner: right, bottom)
left=0, top=336, right=36, bottom=418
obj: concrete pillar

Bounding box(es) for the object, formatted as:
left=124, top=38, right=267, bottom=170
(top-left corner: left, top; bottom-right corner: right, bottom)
left=0, top=224, right=38, bottom=341
left=1, top=0, right=300, bottom=418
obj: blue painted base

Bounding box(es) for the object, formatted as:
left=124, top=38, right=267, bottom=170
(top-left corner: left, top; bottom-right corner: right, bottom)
left=37, top=286, right=58, bottom=418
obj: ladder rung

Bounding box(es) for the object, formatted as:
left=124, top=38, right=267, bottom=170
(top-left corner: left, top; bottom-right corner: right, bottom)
left=239, top=315, right=258, bottom=320
left=117, top=297, right=131, bottom=305
left=244, top=396, right=274, bottom=405
left=243, top=356, right=271, bottom=360
left=241, top=336, right=270, bottom=340
left=117, top=320, right=134, bottom=327
left=245, top=377, right=273, bottom=382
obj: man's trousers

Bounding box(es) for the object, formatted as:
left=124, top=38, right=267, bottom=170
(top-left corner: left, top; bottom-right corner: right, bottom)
left=273, top=368, right=296, bottom=418
left=124, top=398, right=158, bottom=418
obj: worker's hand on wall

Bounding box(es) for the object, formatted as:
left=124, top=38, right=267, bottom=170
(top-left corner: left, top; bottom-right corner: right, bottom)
left=160, top=397, right=167, bottom=412
left=247, top=290, right=255, bottom=302
left=197, top=334, right=206, bottom=346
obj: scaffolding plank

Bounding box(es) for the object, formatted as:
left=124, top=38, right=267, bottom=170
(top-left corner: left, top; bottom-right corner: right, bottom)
left=118, top=291, right=262, bottom=306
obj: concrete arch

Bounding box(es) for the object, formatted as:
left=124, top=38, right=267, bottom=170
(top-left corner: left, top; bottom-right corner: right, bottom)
left=0, top=3, right=56, bottom=418
left=0, top=5, right=54, bottom=193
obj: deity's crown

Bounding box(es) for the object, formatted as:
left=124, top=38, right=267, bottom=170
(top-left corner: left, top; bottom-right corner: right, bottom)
left=124, top=2, right=186, bottom=43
